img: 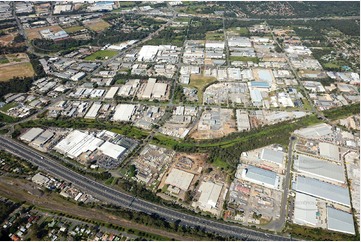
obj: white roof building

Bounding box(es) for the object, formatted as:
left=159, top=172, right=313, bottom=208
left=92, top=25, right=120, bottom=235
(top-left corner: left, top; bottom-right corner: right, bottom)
left=319, top=142, right=340, bottom=161
left=84, top=102, right=102, bottom=119
left=327, top=207, right=355, bottom=235
left=293, top=192, right=318, bottom=226
left=137, top=45, right=159, bottom=62
left=104, top=87, right=119, bottom=99
left=165, top=168, right=194, bottom=191
left=54, top=130, right=103, bottom=159
left=20, top=128, right=44, bottom=143
left=197, top=181, right=223, bottom=209
left=112, top=104, right=136, bottom=122
left=98, top=141, right=126, bottom=160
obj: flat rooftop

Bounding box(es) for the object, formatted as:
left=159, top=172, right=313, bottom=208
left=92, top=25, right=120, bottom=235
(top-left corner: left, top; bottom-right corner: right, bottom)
left=294, top=154, right=345, bottom=183
left=293, top=176, right=350, bottom=207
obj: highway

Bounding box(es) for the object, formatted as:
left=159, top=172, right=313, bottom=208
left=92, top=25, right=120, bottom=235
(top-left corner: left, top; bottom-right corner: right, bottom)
left=0, top=136, right=290, bottom=241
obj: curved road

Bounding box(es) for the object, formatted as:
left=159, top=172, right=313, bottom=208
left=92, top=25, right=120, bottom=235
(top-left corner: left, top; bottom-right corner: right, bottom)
left=0, top=136, right=290, bottom=241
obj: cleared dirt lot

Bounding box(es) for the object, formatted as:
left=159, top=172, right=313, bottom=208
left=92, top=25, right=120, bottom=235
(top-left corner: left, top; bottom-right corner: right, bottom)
left=25, top=25, right=64, bottom=40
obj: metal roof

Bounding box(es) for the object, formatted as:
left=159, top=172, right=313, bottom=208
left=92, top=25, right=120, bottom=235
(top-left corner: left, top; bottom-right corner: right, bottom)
left=293, top=192, right=318, bottom=226
left=261, top=148, right=284, bottom=165
left=293, top=176, right=350, bottom=207
left=327, top=207, right=355, bottom=235
left=243, top=166, right=278, bottom=188
left=294, top=154, right=345, bottom=183
left=319, top=142, right=340, bottom=161
left=20, top=128, right=44, bottom=142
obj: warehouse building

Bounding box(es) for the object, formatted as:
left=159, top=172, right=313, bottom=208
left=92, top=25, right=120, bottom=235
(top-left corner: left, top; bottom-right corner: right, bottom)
left=104, top=87, right=119, bottom=99
left=236, top=110, right=250, bottom=131
left=32, top=130, right=54, bottom=147
left=260, top=148, right=285, bottom=166
left=293, top=192, right=318, bottom=226
left=141, top=78, right=168, bottom=100
left=242, top=165, right=279, bottom=189
left=293, top=176, right=350, bottom=207
left=98, top=141, right=126, bottom=160
left=294, top=123, right=333, bottom=138
left=327, top=207, right=355, bottom=235
left=137, top=45, right=159, bottom=62
left=197, top=181, right=223, bottom=210
left=250, top=89, right=263, bottom=107
left=20, top=128, right=44, bottom=143
left=165, top=168, right=194, bottom=191
left=112, top=104, right=136, bottom=122
left=84, top=102, right=102, bottom=119
left=319, top=142, right=340, bottom=161
left=54, top=130, right=104, bottom=159
left=294, top=154, right=345, bottom=183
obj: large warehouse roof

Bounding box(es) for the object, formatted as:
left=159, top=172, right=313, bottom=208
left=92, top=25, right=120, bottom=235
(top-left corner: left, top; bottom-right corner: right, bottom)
left=293, top=192, right=318, bottom=226
left=84, top=102, right=102, bottom=119
left=20, top=128, right=44, bottom=143
left=113, top=104, right=136, bottom=122
left=319, top=142, right=340, bottom=161
left=54, top=130, right=103, bottom=159
left=261, top=148, right=284, bottom=166
left=294, top=154, right=345, bottom=183
left=327, top=207, right=355, bottom=235
left=165, top=168, right=194, bottom=191
left=98, top=141, right=126, bottom=160
left=293, top=176, right=350, bottom=207
left=198, top=181, right=223, bottom=209
left=294, top=123, right=333, bottom=138
left=105, top=87, right=119, bottom=99
left=242, top=165, right=278, bottom=189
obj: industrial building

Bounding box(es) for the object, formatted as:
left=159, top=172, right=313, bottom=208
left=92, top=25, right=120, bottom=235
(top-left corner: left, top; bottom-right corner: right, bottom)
left=294, top=154, right=345, bottom=183
left=236, top=110, right=250, bottom=131
left=294, top=123, right=333, bottom=139
left=112, top=104, right=136, bottom=122
left=54, top=130, right=103, bottom=159
left=140, top=78, right=168, bottom=100
left=260, top=148, right=285, bottom=166
left=32, top=130, right=54, bottom=147
left=84, top=102, right=102, bottom=119
left=137, top=45, right=159, bottom=62
left=98, top=141, right=126, bottom=160
left=165, top=168, right=194, bottom=191
left=104, top=87, right=119, bottom=99
left=242, top=165, right=279, bottom=189
left=20, top=128, right=44, bottom=143
left=70, top=72, right=86, bottom=81
left=197, top=181, right=223, bottom=210
left=250, top=89, right=263, bottom=107
left=319, top=142, right=340, bottom=161
left=293, top=176, right=350, bottom=207
left=293, top=192, right=318, bottom=226
left=327, top=207, right=355, bottom=235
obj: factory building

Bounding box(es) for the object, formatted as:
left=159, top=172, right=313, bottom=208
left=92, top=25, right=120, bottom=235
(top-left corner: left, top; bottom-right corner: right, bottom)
left=294, top=154, right=345, bottom=184
left=20, top=128, right=44, bottom=143
left=197, top=181, right=223, bottom=210
left=104, top=87, right=119, bottom=99
left=260, top=148, right=285, bottom=166
left=112, top=104, right=136, bottom=122
left=327, top=207, right=355, bottom=235
left=98, top=141, right=126, bottom=160
left=293, top=192, right=318, bottom=226
left=319, top=142, right=340, bottom=161
left=165, top=168, right=194, bottom=191
left=293, top=176, right=350, bottom=207
left=84, top=102, right=102, bottom=119
left=242, top=165, right=279, bottom=189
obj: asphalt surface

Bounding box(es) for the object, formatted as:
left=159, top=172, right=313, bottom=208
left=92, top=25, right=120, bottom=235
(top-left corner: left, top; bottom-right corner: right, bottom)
left=0, top=136, right=291, bottom=241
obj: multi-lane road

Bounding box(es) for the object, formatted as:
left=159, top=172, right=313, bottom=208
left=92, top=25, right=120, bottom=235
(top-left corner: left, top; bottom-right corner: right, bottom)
left=0, top=136, right=291, bottom=241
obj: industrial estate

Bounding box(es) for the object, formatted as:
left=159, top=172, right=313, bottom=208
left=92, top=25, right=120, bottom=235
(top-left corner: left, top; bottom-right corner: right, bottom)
left=0, top=1, right=359, bottom=241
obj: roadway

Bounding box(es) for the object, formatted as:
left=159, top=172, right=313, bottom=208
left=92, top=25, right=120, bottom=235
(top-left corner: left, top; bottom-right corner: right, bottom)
left=0, top=135, right=291, bottom=241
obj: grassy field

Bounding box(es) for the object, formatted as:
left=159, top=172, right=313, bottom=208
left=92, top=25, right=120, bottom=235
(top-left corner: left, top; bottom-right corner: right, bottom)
left=206, top=31, right=224, bottom=41
left=227, top=27, right=249, bottom=35
left=0, top=62, right=35, bottom=82
left=188, top=74, right=217, bottom=103
left=83, top=18, right=111, bottom=32
left=0, top=102, right=18, bottom=112
left=63, top=25, right=85, bottom=33
left=84, top=50, right=118, bottom=60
